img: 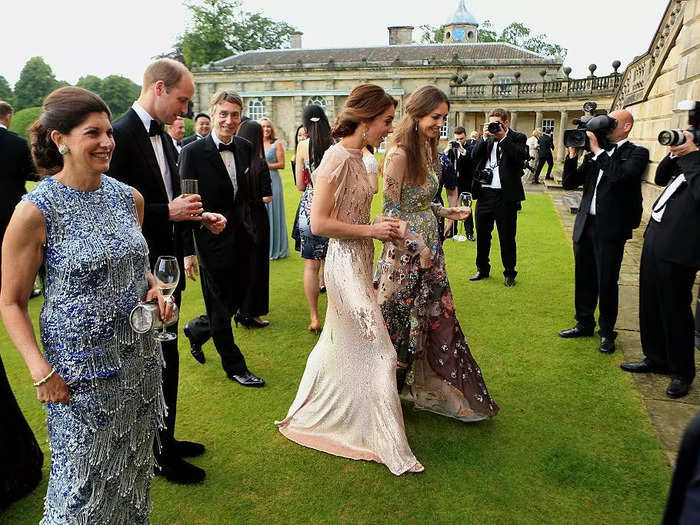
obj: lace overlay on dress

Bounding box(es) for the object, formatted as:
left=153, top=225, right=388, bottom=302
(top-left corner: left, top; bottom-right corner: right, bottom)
left=24, top=175, right=165, bottom=525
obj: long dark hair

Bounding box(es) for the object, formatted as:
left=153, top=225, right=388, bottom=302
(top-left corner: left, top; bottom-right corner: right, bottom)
left=237, top=119, right=265, bottom=160
left=302, top=104, right=332, bottom=171
left=294, top=124, right=305, bottom=151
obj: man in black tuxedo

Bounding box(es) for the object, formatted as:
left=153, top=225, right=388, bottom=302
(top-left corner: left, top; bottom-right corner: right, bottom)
left=181, top=113, right=210, bottom=147
left=180, top=90, right=264, bottom=388
left=166, top=116, right=185, bottom=157
left=107, top=58, right=220, bottom=484
left=470, top=108, right=528, bottom=286
left=559, top=110, right=648, bottom=354
left=445, top=126, right=475, bottom=241
left=621, top=133, right=699, bottom=398
left=534, top=130, right=554, bottom=183
left=0, top=101, right=37, bottom=292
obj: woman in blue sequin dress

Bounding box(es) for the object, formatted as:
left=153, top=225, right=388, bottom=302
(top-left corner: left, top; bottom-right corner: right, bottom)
left=0, top=87, right=170, bottom=524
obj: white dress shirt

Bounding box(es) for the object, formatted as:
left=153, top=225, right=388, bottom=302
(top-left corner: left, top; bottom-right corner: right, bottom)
left=482, top=128, right=510, bottom=189
left=0, top=124, right=7, bottom=130
left=171, top=136, right=182, bottom=154
left=589, top=138, right=628, bottom=215
left=210, top=129, right=238, bottom=199
left=651, top=170, right=686, bottom=223
left=131, top=101, right=173, bottom=201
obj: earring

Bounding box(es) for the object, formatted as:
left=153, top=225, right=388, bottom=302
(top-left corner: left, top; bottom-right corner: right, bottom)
left=58, top=145, right=69, bottom=155
left=361, top=128, right=367, bottom=146
left=414, top=121, right=418, bottom=133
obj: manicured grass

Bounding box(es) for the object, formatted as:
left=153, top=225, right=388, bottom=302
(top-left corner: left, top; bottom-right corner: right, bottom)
left=0, top=153, right=669, bottom=524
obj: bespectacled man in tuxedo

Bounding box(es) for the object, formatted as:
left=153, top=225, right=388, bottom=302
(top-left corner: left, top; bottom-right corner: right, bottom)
left=558, top=110, right=648, bottom=355
left=179, top=90, right=265, bottom=389
left=107, top=58, right=225, bottom=484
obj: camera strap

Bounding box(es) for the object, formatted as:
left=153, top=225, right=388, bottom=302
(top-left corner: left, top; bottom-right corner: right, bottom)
left=487, top=140, right=503, bottom=169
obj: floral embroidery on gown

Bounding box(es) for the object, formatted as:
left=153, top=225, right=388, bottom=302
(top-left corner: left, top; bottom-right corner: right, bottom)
left=376, top=147, right=499, bottom=422
left=276, top=144, right=419, bottom=476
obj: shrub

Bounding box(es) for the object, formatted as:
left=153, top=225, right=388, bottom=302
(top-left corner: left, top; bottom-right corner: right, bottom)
left=9, top=107, right=42, bottom=140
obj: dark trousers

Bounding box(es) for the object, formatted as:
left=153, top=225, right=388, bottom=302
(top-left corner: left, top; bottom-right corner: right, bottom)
left=187, top=269, right=248, bottom=376
left=156, top=289, right=181, bottom=462
left=475, top=188, right=518, bottom=278
left=640, top=221, right=697, bottom=381
left=664, top=413, right=700, bottom=524
left=534, top=154, right=553, bottom=181
left=573, top=216, right=626, bottom=337
left=695, top=286, right=699, bottom=348
left=449, top=214, right=474, bottom=237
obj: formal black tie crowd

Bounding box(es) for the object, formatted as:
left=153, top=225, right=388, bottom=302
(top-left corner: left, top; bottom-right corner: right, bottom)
left=0, top=57, right=699, bottom=522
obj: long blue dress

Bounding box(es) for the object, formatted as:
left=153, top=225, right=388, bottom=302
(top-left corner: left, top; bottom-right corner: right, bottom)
left=24, top=175, right=164, bottom=525
left=265, top=142, right=290, bottom=259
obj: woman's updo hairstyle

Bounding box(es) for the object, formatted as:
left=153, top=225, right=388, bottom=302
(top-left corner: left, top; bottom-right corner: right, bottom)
left=331, top=84, right=397, bottom=139
left=30, top=86, right=111, bottom=174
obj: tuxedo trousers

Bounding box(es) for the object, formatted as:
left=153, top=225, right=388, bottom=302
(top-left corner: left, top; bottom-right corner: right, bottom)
left=192, top=268, right=248, bottom=376
left=573, top=216, right=626, bottom=337
left=156, top=289, right=181, bottom=461
left=663, top=412, right=700, bottom=524
left=475, top=188, right=518, bottom=277
left=535, top=154, right=553, bottom=181
left=639, top=221, right=697, bottom=381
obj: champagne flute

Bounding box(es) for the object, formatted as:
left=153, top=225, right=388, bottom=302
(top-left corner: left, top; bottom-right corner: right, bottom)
left=153, top=256, right=180, bottom=342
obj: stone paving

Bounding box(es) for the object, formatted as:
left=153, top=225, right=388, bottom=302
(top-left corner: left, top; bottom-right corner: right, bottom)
left=539, top=181, right=700, bottom=466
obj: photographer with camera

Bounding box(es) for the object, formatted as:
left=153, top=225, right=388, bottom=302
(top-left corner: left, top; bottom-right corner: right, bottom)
left=470, top=108, right=528, bottom=287
left=620, top=105, right=700, bottom=398
left=444, top=126, right=475, bottom=241
left=559, top=109, right=648, bottom=354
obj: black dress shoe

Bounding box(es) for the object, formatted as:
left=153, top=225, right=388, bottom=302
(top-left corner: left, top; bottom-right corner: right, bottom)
left=620, top=359, right=670, bottom=374
left=30, top=289, right=42, bottom=299
left=173, top=440, right=205, bottom=458
left=504, top=276, right=516, bottom=287
left=228, top=370, right=265, bottom=388
left=466, top=234, right=475, bottom=242
left=469, top=271, right=489, bottom=281
left=599, top=337, right=615, bottom=354
left=234, top=314, right=270, bottom=329
left=558, top=325, right=594, bottom=338
left=156, top=457, right=205, bottom=484
left=667, top=377, right=691, bottom=399
left=183, top=325, right=205, bottom=364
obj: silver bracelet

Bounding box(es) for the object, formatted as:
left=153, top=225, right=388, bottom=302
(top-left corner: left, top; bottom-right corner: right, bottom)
left=33, top=368, right=55, bottom=387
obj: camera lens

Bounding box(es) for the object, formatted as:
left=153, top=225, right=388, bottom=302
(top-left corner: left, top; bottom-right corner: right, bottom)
left=658, top=129, right=685, bottom=146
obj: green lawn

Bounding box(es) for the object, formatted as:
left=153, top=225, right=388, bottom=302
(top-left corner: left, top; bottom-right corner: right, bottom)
left=0, top=153, right=670, bottom=524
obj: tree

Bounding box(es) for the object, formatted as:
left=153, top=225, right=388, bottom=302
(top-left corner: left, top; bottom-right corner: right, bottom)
left=14, top=57, right=58, bottom=110
left=176, top=0, right=297, bottom=68
left=76, top=75, right=103, bottom=94
left=418, top=20, right=567, bottom=60
left=0, top=76, right=15, bottom=107
left=8, top=107, right=42, bottom=139
left=100, top=75, right=140, bottom=117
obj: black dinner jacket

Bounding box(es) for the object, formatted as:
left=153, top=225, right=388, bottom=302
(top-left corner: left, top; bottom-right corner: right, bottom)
left=562, top=141, right=648, bottom=243
left=647, top=151, right=700, bottom=268
left=471, top=128, right=528, bottom=202
left=181, top=134, right=204, bottom=147
left=107, top=108, right=183, bottom=271
left=0, top=127, right=37, bottom=224
left=179, top=134, right=255, bottom=277
left=447, top=146, right=473, bottom=193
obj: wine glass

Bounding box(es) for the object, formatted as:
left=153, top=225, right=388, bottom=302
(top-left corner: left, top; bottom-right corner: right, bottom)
left=153, top=256, right=179, bottom=342
left=181, top=179, right=199, bottom=197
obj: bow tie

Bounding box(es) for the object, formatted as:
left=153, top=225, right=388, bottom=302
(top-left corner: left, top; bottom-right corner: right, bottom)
left=218, top=142, right=235, bottom=153
left=148, top=120, right=163, bottom=137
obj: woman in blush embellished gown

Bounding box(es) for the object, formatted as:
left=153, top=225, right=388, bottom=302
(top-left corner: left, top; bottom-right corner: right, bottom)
left=276, top=84, right=423, bottom=476
left=376, top=85, right=499, bottom=422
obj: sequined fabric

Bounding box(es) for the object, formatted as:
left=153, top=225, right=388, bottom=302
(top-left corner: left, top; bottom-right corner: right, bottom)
left=376, top=148, right=499, bottom=422
left=276, top=144, right=419, bottom=476
left=23, top=176, right=165, bottom=525
left=297, top=159, right=329, bottom=260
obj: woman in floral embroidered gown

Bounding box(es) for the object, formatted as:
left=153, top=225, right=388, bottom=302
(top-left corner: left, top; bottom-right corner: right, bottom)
left=277, top=84, right=423, bottom=475
left=376, top=85, right=499, bottom=422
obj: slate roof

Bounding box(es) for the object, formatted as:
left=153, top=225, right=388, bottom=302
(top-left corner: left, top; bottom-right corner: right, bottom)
left=206, top=43, right=560, bottom=70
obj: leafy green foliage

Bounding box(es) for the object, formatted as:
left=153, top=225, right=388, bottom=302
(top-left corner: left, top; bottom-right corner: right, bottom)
left=14, top=57, right=59, bottom=110
left=76, top=75, right=103, bottom=94
left=8, top=107, right=42, bottom=139
left=418, top=24, right=445, bottom=44
left=183, top=117, right=195, bottom=138
left=177, top=0, right=297, bottom=68
left=0, top=75, right=16, bottom=107
left=100, top=75, right=141, bottom=118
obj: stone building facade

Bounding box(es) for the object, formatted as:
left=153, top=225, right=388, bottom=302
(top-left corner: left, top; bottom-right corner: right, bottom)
left=192, top=0, right=623, bottom=159
left=611, top=0, right=700, bottom=213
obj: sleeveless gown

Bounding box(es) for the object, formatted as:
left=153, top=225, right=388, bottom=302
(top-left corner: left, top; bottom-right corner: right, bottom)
left=276, top=144, right=419, bottom=476
left=24, top=175, right=165, bottom=525
left=265, top=142, right=289, bottom=259
left=376, top=148, right=499, bottom=422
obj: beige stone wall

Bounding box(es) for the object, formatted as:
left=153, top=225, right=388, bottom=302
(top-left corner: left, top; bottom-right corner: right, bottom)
left=624, top=0, right=700, bottom=212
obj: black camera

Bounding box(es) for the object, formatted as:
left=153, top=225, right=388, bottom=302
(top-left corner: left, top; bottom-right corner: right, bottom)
left=450, top=140, right=461, bottom=149
left=477, top=167, right=494, bottom=185
left=487, top=121, right=502, bottom=134
left=564, top=101, right=618, bottom=151
left=657, top=100, right=700, bottom=146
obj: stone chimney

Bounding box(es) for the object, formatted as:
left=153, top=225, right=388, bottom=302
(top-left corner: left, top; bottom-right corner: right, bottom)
left=388, top=26, right=413, bottom=46
left=290, top=31, right=303, bottom=49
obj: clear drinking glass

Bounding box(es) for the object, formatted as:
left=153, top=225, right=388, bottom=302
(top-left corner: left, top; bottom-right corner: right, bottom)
left=153, top=256, right=180, bottom=342
left=181, top=179, right=199, bottom=197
